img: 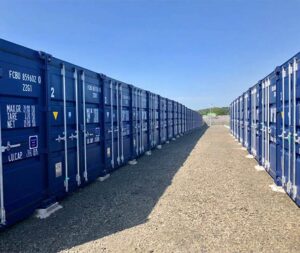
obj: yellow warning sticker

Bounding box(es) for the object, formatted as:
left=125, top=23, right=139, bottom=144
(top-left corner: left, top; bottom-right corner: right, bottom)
left=53, top=111, right=58, bottom=120
left=281, top=112, right=284, bottom=118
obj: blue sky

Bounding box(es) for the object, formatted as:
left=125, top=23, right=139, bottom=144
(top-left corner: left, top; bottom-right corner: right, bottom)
left=1, top=0, right=300, bottom=109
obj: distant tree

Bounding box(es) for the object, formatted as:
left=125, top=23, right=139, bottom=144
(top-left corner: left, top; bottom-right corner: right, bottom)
left=198, top=107, right=229, bottom=116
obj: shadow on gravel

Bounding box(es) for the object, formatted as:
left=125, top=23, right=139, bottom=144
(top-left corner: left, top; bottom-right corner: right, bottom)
left=0, top=125, right=208, bottom=253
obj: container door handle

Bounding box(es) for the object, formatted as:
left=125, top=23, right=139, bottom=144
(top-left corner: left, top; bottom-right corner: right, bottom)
left=1, top=141, right=21, bottom=152
left=284, top=133, right=290, bottom=140
left=69, top=132, right=78, bottom=140
left=55, top=134, right=66, bottom=143
left=294, top=135, right=300, bottom=144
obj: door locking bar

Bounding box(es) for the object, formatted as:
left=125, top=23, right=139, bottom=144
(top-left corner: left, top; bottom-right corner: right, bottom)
left=1, top=141, right=21, bottom=152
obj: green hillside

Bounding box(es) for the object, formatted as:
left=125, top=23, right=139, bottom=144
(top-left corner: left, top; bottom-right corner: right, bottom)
left=198, top=107, right=229, bottom=116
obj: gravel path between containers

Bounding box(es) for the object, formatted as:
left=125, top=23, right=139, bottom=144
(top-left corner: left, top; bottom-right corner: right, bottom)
left=0, top=125, right=300, bottom=253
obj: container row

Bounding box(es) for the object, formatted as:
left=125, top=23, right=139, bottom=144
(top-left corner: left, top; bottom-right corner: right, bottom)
left=0, top=39, right=203, bottom=228
left=230, top=53, right=300, bottom=207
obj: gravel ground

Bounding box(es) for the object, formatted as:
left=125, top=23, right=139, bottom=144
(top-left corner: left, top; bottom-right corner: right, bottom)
left=0, top=125, right=299, bottom=253
left=203, top=115, right=229, bottom=126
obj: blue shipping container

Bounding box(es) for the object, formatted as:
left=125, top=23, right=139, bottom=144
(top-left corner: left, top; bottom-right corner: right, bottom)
left=0, top=38, right=203, bottom=228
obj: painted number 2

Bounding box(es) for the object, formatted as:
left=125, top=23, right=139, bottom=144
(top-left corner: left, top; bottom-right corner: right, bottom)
left=51, top=87, right=55, bottom=98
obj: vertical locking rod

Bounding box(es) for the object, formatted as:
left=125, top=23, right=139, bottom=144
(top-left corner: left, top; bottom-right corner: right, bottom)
left=82, top=72, right=88, bottom=181
left=0, top=111, right=6, bottom=225
left=62, top=65, right=69, bottom=192
left=110, top=81, right=114, bottom=168
left=74, top=69, right=81, bottom=186
left=282, top=67, right=286, bottom=184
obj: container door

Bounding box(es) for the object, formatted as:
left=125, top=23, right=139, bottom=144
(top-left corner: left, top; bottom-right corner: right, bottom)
left=81, top=71, right=104, bottom=180
left=0, top=54, right=45, bottom=226
left=236, top=100, right=238, bottom=137
left=183, top=106, right=185, bottom=134
left=261, top=77, right=277, bottom=175
left=160, top=98, right=167, bottom=142
left=244, top=94, right=249, bottom=148
left=261, top=79, right=268, bottom=168
left=132, top=88, right=139, bottom=157
left=120, top=84, right=132, bottom=163
left=154, top=95, right=159, bottom=145
left=278, top=65, right=289, bottom=188
left=240, top=97, right=244, bottom=144
left=257, top=85, right=262, bottom=163
left=238, top=99, right=240, bottom=139
left=104, top=79, right=127, bottom=170
left=174, top=102, right=178, bottom=137
left=148, top=93, right=154, bottom=149
left=141, top=90, right=148, bottom=153
left=279, top=58, right=299, bottom=202
left=178, top=104, right=182, bottom=135
left=132, top=88, right=146, bottom=156
left=233, top=103, right=235, bottom=135
left=167, top=100, right=173, bottom=139
left=268, top=75, right=277, bottom=179
left=230, top=103, right=233, bottom=134
left=251, top=88, right=257, bottom=156
left=48, top=64, right=81, bottom=195
left=178, top=105, right=180, bottom=134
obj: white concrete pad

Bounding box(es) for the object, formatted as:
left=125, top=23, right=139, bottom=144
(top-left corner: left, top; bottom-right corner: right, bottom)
left=254, top=165, right=265, bottom=171
left=98, top=174, right=110, bottom=182
left=128, top=159, right=137, bottom=165
left=269, top=184, right=285, bottom=193
left=35, top=202, right=63, bottom=219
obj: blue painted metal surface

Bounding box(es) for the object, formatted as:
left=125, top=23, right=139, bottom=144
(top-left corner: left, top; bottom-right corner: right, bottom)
left=0, top=38, right=202, bottom=228
left=0, top=40, right=46, bottom=227
left=230, top=53, right=300, bottom=207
